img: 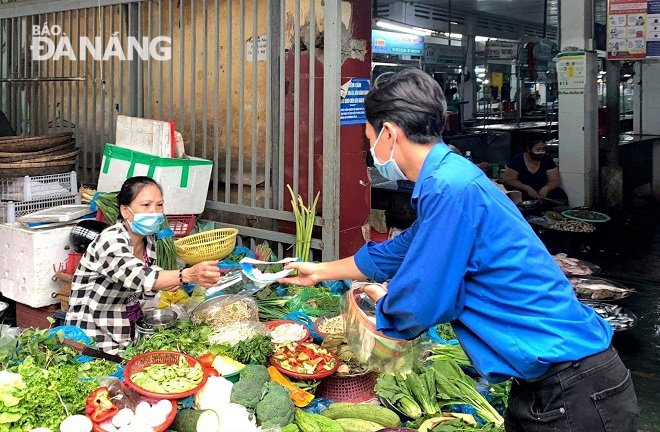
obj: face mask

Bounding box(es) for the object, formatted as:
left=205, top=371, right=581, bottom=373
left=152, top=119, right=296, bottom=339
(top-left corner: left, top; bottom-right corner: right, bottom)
left=529, top=151, right=545, bottom=161
left=370, top=127, right=408, bottom=181
left=127, top=207, right=164, bottom=236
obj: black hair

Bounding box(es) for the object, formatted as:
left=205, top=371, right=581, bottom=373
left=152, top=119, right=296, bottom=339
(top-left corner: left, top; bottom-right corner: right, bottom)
left=525, top=138, right=546, bottom=152
left=365, top=69, right=447, bottom=145
left=117, top=176, right=162, bottom=220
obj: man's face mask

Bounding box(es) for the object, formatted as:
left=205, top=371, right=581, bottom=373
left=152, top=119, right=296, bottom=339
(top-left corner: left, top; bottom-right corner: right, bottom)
left=370, top=126, right=408, bottom=181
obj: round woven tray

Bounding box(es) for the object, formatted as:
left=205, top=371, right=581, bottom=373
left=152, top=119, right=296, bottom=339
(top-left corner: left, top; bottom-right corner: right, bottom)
left=0, top=162, right=76, bottom=177
left=0, top=140, right=76, bottom=158
left=1, top=148, right=79, bottom=164
left=0, top=132, right=73, bottom=152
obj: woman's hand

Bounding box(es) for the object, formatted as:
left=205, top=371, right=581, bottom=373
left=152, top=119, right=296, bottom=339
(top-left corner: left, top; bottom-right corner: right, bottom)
left=538, top=187, right=549, bottom=199
left=527, top=187, right=539, bottom=199
left=158, top=285, right=180, bottom=293
left=184, top=261, right=222, bottom=287
left=278, top=262, right=322, bottom=286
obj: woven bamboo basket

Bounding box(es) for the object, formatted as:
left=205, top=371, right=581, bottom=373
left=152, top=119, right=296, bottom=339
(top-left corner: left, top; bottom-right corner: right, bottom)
left=0, top=132, right=73, bottom=152
left=0, top=141, right=76, bottom=158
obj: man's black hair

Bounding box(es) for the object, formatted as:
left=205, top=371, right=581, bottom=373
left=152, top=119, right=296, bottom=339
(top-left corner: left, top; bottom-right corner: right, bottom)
left=365, top=69, right=447, bottom=145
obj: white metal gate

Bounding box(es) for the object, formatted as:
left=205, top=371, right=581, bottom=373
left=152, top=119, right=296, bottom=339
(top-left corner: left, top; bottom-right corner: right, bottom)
left=0, top=0, right=341, bottom=260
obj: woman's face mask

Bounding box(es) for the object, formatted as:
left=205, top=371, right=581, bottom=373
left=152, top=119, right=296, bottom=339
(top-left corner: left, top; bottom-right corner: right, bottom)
left=529, top=148, right=545, bottom=161
left=127, top=206, right=164, bottom=236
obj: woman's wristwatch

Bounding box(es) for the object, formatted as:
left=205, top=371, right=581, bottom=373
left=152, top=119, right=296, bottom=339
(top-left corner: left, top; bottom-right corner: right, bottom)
left=179, top=268, right=184, bottom=285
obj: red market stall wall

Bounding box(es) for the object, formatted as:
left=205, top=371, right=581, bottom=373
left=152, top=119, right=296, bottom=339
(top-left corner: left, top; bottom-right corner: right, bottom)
left=281, top=0, right=371, bottom=258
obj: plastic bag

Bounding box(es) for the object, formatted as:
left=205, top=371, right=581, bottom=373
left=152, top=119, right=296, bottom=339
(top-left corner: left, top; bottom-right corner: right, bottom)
left=302, top=397, right=334, bottom=414
left=287, top=288, right=341, bottom=317
left=342, top=283, right=419, bottom=374
left=98, top=376, right=141, bottom=411
left=191, top=294, right=259, bottom=328
left=158, top=289, right=190, bottom=308
left=0, top=325, right=19, bottom=357
left=48, top=325, right=95, bottom=363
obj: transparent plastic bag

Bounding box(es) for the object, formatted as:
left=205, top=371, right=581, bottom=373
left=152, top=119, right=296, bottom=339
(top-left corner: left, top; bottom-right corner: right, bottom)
left=191, top=293, right=259, bottom=328
left=287, top=288, right=341, bottom=317
left=342, top=282, right=419, bottom=374
left=0, top=325, right=19, bottom=357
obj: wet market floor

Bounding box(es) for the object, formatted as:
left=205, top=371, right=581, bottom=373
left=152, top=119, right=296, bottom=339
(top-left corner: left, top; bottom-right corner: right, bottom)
left=542, top=199, right=660, bottom=431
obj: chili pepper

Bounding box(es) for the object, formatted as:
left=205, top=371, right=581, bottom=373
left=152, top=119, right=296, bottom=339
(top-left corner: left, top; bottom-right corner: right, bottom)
left=85, top=387, right=119, bottom=423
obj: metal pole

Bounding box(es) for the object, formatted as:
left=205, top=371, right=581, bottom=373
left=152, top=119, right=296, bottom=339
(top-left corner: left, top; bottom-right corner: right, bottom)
left=322, top=0, right=341, bottom=261
left=605, top=60, right=620, bottom=167
left=543, top=0, right=548, bottom=39
left=127, top=3, right=139, bottom=116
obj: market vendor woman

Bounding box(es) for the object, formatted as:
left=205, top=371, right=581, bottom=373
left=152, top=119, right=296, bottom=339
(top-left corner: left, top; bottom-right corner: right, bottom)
left=282, top=70, right=639, bottom=431
left=65, top=177, right=222, bottom=354
left=503, top=139, right=569, bottom=204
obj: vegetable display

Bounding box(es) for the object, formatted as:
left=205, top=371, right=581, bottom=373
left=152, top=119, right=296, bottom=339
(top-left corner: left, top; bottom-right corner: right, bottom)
left=376, top=360, right=504, bottom=426
left=272, top=343, right=337, bottom=376
left=130, top=357, right=204, bottom=394
left=85, top=387, right=118, bottom=422
left=270, top=323, right=308, bottom=344
left=321, top=403, right=401, bottom=428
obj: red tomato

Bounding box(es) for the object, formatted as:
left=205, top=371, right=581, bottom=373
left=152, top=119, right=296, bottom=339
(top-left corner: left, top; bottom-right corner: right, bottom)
left=198, top=353, right=216, bottom=369
left=204, top=367, right=220, bottom=377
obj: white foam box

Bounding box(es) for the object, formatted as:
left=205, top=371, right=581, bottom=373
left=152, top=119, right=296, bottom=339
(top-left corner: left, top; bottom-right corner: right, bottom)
left=0, top=223, right=73, bottom=308
left=116, top=115, right=175, bottom=158
left=96, top=144, right=213, bottom=215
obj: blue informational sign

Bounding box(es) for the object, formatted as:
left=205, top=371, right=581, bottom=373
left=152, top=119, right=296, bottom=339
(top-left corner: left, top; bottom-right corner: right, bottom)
left=340, top=78, right=370, bottom=126
left=372, top=30, right=424, bottom=56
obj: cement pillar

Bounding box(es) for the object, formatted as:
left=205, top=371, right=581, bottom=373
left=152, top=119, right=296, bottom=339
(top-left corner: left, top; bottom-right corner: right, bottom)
left=462, top=35, right=476, bottom=122
left=558, top=0, right=599, bottom=206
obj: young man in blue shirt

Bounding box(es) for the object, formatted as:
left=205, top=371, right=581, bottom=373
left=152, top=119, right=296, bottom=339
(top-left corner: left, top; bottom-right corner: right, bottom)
left=282, top=69, right=639, bottom=431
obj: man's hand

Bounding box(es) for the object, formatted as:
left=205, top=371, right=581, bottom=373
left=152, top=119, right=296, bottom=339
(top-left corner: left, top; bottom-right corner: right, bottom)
left=278, top=262, right=323, bottom=286
left=361, top=284, right=387, bottom=303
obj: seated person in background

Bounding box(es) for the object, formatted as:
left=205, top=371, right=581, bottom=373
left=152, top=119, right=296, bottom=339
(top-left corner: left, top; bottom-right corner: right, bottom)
left=503, top=139, right=568, bottom=204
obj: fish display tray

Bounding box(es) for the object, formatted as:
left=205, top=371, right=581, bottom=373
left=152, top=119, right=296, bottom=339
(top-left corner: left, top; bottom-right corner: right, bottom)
left=570, top=276, right=634, bottom=302
left=584, top=302, right=638, bottom=332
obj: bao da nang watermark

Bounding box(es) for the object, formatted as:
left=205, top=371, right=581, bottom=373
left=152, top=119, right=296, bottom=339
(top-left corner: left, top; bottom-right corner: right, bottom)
left=31, top=23, right=172, bottom=61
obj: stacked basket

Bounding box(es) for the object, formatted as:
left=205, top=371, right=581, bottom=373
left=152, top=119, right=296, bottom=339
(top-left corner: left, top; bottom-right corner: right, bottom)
left=0, top=132, right=78, bottom=177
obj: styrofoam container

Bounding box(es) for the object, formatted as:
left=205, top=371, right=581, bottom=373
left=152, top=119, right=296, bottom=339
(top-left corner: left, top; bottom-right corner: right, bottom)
left=0, top=223, right=73, bottom=308
left=116, top=115, right=175, bottom=158
left=97, top=144, right=213, bottom=215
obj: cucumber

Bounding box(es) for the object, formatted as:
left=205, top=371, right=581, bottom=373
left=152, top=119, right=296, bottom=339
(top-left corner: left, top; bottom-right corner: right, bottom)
left=170, top=409, right=219, bottom=432
left=335, top=418, right=386, bottom=432
left=322, top=403, right=401, bottom=428
left=306, top=413, right=343, bottom=432
left=295, top=409, right=322, bottom=432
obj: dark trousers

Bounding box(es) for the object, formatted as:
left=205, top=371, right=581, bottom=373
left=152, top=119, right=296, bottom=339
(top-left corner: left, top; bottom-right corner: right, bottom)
left=505, top=346, right=639, bottom=432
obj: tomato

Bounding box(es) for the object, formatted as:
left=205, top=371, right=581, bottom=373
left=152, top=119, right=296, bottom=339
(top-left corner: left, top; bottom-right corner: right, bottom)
left=204, top=367, right=220, bottom=377
left=198, top=353, right=216, bottom=369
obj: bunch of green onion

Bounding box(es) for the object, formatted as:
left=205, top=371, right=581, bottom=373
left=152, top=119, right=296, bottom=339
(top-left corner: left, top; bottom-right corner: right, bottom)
left=287, top=185, right=319, bottom=263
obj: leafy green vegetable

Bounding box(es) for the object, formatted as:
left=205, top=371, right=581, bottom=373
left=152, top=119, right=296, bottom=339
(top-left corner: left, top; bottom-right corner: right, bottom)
left=225, top=334, right=274, bottom=366
left=255, top=296, right=293, bottom=321
left=427, top=344, right=472, bottom=367
left=125, top=320, right=215, bottom=358
left=488, top=380, right=512, bottom=411
left=77, top=360, right=120, bottom=379
left=6, top=357, right=100, bottom=431
left=0, top=326, right=79, bottom=372
left=436, top=323, right=457, bottom=341
left=374, top=373, right=422, bottom=419
left=430, top=360, right=504, bottom=427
